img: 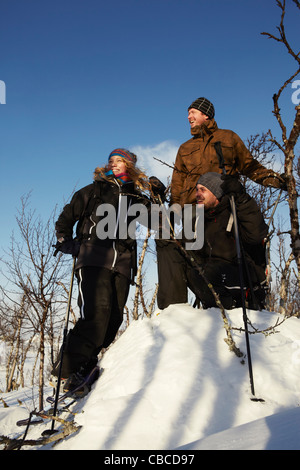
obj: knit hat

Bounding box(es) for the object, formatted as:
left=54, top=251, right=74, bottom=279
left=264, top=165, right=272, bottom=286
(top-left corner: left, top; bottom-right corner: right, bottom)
left=108, top=148, right=137, bottom=165
left=188, top=97, right=215, bottom=119
left=196, top=172, right=223, bottom=200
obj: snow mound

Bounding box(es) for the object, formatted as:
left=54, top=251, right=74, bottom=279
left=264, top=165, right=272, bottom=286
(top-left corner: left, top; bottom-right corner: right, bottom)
left=56, top=305, right=300, bottom=450
left=1, top=304, right=300, bottom=450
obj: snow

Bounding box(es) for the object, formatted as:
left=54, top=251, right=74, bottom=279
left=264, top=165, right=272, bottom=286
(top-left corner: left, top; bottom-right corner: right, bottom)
left=1, top=304, right=300, bottom=451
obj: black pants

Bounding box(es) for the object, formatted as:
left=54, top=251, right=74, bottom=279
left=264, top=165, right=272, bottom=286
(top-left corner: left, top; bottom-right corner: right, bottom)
left=156, top=241, right=244, bottom=310
left=156, top=240, right=189, bottom=309
left=53, top=266, right=130, bottom=377
left=187, top=259, right=243, bottom=309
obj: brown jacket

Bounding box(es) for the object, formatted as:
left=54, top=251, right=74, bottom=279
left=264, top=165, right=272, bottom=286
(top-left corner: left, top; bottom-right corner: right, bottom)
left=171, top=119, right=284, bottom=207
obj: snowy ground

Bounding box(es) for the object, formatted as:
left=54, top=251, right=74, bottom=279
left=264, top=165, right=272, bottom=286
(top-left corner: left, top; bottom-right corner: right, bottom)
left=1, top=304, right=300, bottom=451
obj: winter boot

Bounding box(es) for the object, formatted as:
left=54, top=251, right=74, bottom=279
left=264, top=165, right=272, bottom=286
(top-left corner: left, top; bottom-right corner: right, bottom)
left=49, top=374, right=69, bottom=394
left=62, top=370, right=91, bottom=397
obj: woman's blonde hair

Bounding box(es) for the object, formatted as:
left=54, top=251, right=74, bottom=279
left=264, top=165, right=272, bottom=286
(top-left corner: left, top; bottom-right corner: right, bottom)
left=93, top=152, right=150, bottom=192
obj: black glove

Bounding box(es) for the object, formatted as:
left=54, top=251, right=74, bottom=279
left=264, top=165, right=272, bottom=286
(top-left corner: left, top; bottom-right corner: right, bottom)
left=279, top=173, right=288, bottom=191
left=221, top=175, right=245, bottom=196
left=149, top=176, right=167, bottom=202
left=53, top=238, right=80, bottom=257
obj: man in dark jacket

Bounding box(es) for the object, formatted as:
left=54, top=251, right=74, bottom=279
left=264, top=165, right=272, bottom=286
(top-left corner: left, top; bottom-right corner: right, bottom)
left=187, top=172, right=268, bottom=309
left=158, top=172, right=268, bottom=310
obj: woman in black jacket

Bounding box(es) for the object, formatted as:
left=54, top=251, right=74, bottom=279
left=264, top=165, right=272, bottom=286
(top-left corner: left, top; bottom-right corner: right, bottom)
left=50, top=149, right=151, bottom=394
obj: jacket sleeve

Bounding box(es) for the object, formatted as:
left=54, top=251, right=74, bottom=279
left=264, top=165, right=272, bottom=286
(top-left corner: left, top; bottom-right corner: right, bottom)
left=234, top=194, right=268, bottom=245
left=233, top=133, right=284, bottom=189
left=55, top=185, right=93, bottom=240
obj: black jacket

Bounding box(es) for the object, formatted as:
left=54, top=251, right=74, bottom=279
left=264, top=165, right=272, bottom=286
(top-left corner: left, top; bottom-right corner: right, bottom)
left=191, top=193, right=269, bottom=284
left=55, top=176, right=148, bottom=280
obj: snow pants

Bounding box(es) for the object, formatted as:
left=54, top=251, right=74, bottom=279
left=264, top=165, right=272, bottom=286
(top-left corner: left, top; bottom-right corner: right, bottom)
left=156, top=240, right=189, bottom=309
left=53, top=266, right=130, bottom=378
left=187, top=258, right=243, bottom=309
left=156, top=240, right=244, bottom=310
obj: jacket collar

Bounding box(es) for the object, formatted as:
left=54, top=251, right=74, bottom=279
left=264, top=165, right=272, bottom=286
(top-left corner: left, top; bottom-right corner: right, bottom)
left=204, top=196, right=230, bottom=218
left=94, top=173, right=132, bottom=185
left=191, top=118, right=218, bottom=139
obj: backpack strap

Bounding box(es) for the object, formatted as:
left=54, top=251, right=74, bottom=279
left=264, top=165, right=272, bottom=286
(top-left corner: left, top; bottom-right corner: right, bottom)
left=213, top=141, right=235, bottom=176
left=214, top=141, right=226, bottom=175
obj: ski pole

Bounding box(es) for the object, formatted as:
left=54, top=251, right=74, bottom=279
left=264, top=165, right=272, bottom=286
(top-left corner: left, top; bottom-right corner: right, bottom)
left=214, top=141, right=264, bottom=401
left=43, top=256, right=77, bottom=436
left=229, top=195, right=258, bottom=399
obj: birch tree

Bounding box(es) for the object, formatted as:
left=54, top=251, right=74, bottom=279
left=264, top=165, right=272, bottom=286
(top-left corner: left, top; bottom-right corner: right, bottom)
left=261, top=0, right=300, bottom=284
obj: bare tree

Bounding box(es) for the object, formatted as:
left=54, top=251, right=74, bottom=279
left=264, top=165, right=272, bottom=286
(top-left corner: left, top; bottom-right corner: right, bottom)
left=0, top=193, right=71, bottom=408
left=261, top=0, right=300, bottom=282
left=242, top=133, right=286, bottom=217
left=270, top=223, right=300, bottom=316
left=131, top=230, right=159, bottom=320
left=2, top=295, right=28, bottom=392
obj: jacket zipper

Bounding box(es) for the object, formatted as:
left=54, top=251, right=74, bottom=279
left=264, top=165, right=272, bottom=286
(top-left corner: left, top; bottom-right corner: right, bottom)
left=111, top=189, right=122, bottom=269
left=111, top=182, right=133, bottom=270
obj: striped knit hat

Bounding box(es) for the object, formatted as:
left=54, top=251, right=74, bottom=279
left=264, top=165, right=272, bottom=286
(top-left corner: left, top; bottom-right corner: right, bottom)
left=108, top=148, right=137, bottom=165
left=188, top=97, right=215, bottom=119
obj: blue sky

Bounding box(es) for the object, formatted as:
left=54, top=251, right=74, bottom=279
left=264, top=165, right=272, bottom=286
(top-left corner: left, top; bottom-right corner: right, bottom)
left=1, top=0, right=299, bottom=259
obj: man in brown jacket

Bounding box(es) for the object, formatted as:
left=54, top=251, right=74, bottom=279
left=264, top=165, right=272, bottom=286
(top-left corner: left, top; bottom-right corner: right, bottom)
left=157, top=97, right=285, bottom=310
left=170, top=97, right=286, bottom=207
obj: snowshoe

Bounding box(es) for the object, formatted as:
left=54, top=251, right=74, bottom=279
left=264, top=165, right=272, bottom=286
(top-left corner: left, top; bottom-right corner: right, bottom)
left=62, top=371, right=91, bottom=397
left=49, top=366, right=101, bottom=401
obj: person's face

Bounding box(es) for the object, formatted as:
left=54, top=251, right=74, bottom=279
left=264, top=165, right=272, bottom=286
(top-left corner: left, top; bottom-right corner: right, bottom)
left=196, top=184, right=219, bottom=210
left=188, top=108, right=209, bottom=129
left=108, top=155, right=127, bottom=175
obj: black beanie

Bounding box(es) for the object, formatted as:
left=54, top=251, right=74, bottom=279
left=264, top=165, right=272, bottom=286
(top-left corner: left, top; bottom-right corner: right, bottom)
left=196, top=172, right=223, bottom=200
left=188, top=97, right=215, bottom=119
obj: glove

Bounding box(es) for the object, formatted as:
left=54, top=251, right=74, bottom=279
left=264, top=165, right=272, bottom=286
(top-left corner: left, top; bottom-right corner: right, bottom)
left=263, top=173, right=287, bottom=190
left=279, top=173, right=288, bottom=191
left=53, top=237, right=80, bottom=257
left=149, top=176, right=167, bottom=202
left=221, top=175, right=245, bottom=196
